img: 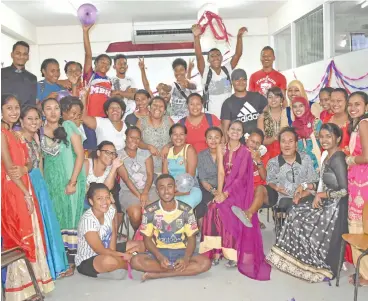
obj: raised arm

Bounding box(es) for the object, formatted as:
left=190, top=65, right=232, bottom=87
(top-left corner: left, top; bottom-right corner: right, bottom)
left=138, top=57, right=154, bottom=97
left=104, top=158, right=123, bottom=190
left=192, top=24, right=205, bottom=76
left=230, top=27, right=247, bottom=69
left=82, top=24, right=94, bottom=75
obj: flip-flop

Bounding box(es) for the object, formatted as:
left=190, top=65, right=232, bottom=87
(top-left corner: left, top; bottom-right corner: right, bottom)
left=225, top=260, right=237, bottom=268
left=259, top=222, right=266, bottom=230
left=212, top=258, right=220, bottom=266
left=231, top=206, right=253, bottom=228
left=349, top=273, right=368, bottom=287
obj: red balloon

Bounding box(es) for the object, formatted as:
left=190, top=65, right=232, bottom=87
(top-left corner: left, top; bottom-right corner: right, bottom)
left=77, top=3, right=98, bottom=25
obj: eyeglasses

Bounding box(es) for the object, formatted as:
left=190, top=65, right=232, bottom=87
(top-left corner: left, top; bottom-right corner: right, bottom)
left=100, top=150, right=118, bottom=158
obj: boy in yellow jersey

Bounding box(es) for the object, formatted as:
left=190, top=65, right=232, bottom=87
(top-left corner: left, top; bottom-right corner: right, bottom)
left=131, top=174, right=211, bottom=281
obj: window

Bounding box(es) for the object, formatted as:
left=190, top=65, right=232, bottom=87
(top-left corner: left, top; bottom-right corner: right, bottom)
left=274, top=26, right=292, bottom=71
left=295, top=7, right=324, bottom=67
left=333, top=1, right=368, bottom=56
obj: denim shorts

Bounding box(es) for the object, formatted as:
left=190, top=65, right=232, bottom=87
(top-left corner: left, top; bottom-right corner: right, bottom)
left=148, top=248, right=187, bottom=266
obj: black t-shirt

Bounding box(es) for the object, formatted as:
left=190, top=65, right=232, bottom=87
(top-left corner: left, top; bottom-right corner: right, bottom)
left=221, top=92, right=268, bottom=135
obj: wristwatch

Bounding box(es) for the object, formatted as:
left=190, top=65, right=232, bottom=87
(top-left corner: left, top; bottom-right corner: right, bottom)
left=301, top=182, right=308, bottom=191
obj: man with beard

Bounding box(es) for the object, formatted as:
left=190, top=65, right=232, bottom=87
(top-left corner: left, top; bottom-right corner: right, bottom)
left=248, top=46, right=287, bottom=99
left=221, top=69, right=268, bottom=143
left=111, top=54, right=137, bottom=118
left=1, top=41, right=37, bottom=106
left=192, top=24, right=247, bottom=118
left=131, top=174, right=211, bottom=281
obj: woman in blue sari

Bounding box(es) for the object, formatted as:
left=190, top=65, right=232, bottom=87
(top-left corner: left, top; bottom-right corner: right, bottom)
left=19, top=105, right=68, bottom=279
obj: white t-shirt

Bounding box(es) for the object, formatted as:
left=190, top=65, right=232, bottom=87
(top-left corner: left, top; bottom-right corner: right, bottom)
left=95, top=117, right=126, bottom=151
left=111, top=76, right=137, bottom=118
left=202, top=63, right=233, bottom=118
left=75, top=205, right=116, bottom=266
left=169, top=82, right=195, bottom=123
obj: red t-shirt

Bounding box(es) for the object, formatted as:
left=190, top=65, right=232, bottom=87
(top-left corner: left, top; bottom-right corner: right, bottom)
left=84, top=67, right=111, bottom=117
left=248, top=69, right=287, bottom=96
left=183, top=114, right=221, bottom=154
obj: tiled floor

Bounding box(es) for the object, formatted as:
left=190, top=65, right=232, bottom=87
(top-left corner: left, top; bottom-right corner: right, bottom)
left=46, top=212, right=368, bottom=301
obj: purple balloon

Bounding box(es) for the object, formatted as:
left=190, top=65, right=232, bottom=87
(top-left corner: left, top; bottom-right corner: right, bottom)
left=57, top=90, right=70, bottom=102
left=77, top=3, right=98, bottom=25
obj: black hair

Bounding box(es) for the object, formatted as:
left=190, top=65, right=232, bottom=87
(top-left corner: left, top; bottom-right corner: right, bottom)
left=125, top=125, right=142, bottom=137
left=169, top=123, right=187, bottom=136
left=205, top=126, right=223, bottom=138
left=134, top=89, right=151, bottom=101
left=266, top=86, right=284, bottom=100
left=91, top=140, right=116, bottom=159
left=186, top=92, right=205, bottom=105
left=114, top=54, right=127, bottom=64
left=103, top=97, right=126, bottom=119
left=332, top=88, right=349, bottom=101
left=87, top=182, right=110, bottom=200
left=64, top=61, right=83, bottom=74
left=60, top=96, right=84, bottom=113
left=320, top=123, right=343, bottom=146
left=20, top=105, right=41, bottom=120
left=155, top=173, right=175, bottom=187
left=319, top=87, right=334, bottom=96
left=249, top=128, right=265, bottom=144
left=1, top=93, right=20, bottom=109
left=228, top=120, right=244, bottom=135
left=40, top=58, right=59, bottom=77
left=12, top=41, right=30, bottom=52
left=208, top=48, right=221, bottom=59
left=150, top=96, right=167, bottom=110
left=349, top=91, right=368, bottom=134
left=41, top=98, right=68, bottom=146
left=95, top=54, right=112, bottom=66
left=261, top=46, right=275, bottom=55
left=172, top=58, right=187, bottom=70
left=278, top=126, right=298, bottom=142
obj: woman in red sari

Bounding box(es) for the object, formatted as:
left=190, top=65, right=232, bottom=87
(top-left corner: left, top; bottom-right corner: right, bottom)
left=200, top=120, right=270, bottom=280
left=1, top=94, right=54, bottom=300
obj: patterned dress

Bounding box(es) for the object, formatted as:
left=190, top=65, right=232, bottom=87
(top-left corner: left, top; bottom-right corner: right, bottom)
left=267, top=151, right=348, bottom=282
left=41, top=121, right=86, bottom=263
left=1, top=128, right=54, bottom=300
left=348, top=118, right=368, bottom=280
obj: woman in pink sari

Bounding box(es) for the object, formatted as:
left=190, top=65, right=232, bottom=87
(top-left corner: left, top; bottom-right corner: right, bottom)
left=199, top=120, right=270, bottom=280
left=346, top=91, right=368, bottom=286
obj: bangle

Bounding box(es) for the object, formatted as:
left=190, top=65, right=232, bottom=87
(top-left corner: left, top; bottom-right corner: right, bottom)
left=346, top=156, right=356, bottom=166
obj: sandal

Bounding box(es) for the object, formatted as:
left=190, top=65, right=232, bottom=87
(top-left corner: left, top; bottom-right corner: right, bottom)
left=212, top=258, right=220, bottom=266
left=349, top=273, right=368, bottom=287
left=231, top=206, right=253, bottom=228
left=225, top=260, right=237, bottom=268
left=259, top=222, right=266, bottom=230
left=62, top=264, right=75, bottom=277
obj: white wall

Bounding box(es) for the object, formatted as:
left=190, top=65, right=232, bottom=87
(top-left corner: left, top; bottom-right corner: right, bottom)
left=1, top=33, right=17, bottom=68
left=268, top=0, right=368, bottom=102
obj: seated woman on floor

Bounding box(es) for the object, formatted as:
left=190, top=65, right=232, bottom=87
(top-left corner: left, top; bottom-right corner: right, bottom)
left=266, top=123, right=349, bottom=283
left=75, top=183, right=144, bottom=279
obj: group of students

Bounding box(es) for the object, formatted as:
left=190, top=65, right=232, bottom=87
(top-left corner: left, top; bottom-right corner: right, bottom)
left=1, top=21, right=368, bottom=301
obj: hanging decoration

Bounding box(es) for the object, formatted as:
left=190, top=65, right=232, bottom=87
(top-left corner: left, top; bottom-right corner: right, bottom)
left=293, top=59, right=368, bottom=102
left=197, top=11, right=232, bottom=43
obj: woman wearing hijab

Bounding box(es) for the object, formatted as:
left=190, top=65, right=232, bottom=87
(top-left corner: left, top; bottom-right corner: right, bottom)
left=291, top=96, right=322, bottom=170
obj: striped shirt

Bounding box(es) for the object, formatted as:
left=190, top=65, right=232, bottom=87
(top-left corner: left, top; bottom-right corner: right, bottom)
left=75, top=205, right=116, bottom=266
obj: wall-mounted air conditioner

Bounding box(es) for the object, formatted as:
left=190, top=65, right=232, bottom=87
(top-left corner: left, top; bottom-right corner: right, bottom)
left=132, top=21, right=194, bottom=44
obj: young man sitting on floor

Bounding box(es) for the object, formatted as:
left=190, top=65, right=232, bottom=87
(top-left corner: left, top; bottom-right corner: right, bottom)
left=131, top=174, right=211, bottom=281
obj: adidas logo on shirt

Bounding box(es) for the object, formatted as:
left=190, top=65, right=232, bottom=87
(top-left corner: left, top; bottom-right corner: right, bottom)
left=237, top=102, right=260, bottom=122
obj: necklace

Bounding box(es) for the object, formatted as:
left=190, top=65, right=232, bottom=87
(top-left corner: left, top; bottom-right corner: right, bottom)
left=225, top=142, right=241, bottom=171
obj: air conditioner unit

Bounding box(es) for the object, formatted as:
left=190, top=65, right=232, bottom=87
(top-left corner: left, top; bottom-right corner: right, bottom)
left=132, top=22, right=194, bottom=44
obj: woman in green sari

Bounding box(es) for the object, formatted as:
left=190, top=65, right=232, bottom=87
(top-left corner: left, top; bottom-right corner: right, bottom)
left=41, top=96, right=86, bottom=276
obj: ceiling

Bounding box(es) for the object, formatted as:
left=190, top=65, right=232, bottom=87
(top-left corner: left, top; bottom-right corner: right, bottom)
left=2, top=0, right=286, bottom=27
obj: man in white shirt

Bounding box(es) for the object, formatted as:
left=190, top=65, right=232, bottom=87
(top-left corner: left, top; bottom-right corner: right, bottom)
left=111, top=54, right=137, bottom=117
left=192, top=24, right=247, bottom=118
